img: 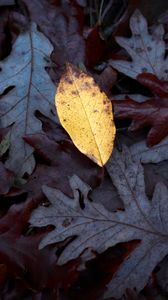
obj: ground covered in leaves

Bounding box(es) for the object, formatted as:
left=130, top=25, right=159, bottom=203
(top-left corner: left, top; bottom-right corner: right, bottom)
left=0, top=0, right=168, bottom=299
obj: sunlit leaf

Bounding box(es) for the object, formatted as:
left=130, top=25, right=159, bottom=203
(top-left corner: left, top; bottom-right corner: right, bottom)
left=55, top=63, right=116, bottom=166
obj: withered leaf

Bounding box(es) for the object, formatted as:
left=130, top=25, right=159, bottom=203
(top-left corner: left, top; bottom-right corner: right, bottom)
left=113, top=73, right=168, bottom=146
left=130, top=137, right=168, bottom=164
left=30, top=147, right=168, bottom=298
left=110, top=9, right=168, bottom=80
left=0, top=22, right=57, bottom=175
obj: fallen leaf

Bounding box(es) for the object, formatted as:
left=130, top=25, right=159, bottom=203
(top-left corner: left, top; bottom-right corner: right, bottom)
left=55, top=63, right=116, bottom=166
left=0, top=22, right=57, bottom=174
left=130, top=137, right=168, bottom=163
left=23, top=132, right=102, bottom=200
left=22, top=0, right=85, bottom=81
left=0, top=199, right=79, bottom=293
left=85, top=25, right=106, bottom=68
left=114, top=97, right=168, bottom=146
left=110, top=9, right=168, bottom=80
left=113, top=73, right=168, bottom=146
left=36, top=112, right=69, bottom=143
left=93, top=65, right=117, bottom=96
left=29, top=146, right=168, bottom=298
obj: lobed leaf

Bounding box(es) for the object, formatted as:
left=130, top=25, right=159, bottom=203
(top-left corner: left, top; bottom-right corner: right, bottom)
left=30, top=147, right=168, bottom=298
left=0, top=23, right=57, bottom=174
left=110, top=9, right=168, bottom=80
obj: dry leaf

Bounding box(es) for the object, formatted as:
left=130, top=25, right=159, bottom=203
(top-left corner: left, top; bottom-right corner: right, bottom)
left=113, top=73, right=168, bottom=146
left=0, top=23, right=57, bottom=174
left=55, top=64, right=116, bottom=166
left=130, top=137, right=168, bottom=164
left=29, top=147, right=168, bottom=298
left=110, top=9, right=168, bottom=80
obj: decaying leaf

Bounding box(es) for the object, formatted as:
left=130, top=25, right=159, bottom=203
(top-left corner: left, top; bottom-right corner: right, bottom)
left=0, top=22, right=57, bottom=174
left=55, top=63, right=116, bottom=166
left=29, top=147, right=168, bottom=298
left=110, top=9, right=168, bottom=80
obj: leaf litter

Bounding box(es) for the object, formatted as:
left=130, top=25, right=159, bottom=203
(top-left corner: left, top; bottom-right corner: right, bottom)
left=0, top=1, right=168, bottom=299
left=30, top=147, right=168, bottom=298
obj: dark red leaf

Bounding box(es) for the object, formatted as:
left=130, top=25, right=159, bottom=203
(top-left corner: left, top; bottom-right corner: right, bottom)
left=113, top=73, right=168, bottom=146
left=137, top=73, right=168, bottom=98
left=85, top=25, right=106, bottom=67
left=36, top=112, right=69, bottom=143
left=0, top=199, right=79, bottom=292
left=23, top=133, right=103, bottom=201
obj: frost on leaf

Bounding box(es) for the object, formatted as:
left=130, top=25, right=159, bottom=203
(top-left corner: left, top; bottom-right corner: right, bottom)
left=29, top=146, right=168, bottom=298
left=0, top=23, right=57, bottom=174
left=110, top=9, right=168, bottom=80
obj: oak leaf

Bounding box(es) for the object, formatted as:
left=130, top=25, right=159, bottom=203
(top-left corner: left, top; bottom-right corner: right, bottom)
left=130, top=136, right=168, bottom=164
left=110, top=9, right=168, bottom=80
left=0, top=22, right=56, bottom=174
left=55, top=64, right=116, bottom=166
left=30, top=146, right=168, bottom=298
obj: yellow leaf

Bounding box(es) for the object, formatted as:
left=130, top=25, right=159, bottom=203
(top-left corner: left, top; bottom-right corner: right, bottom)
left=55, top=64, right=116, bottom=167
